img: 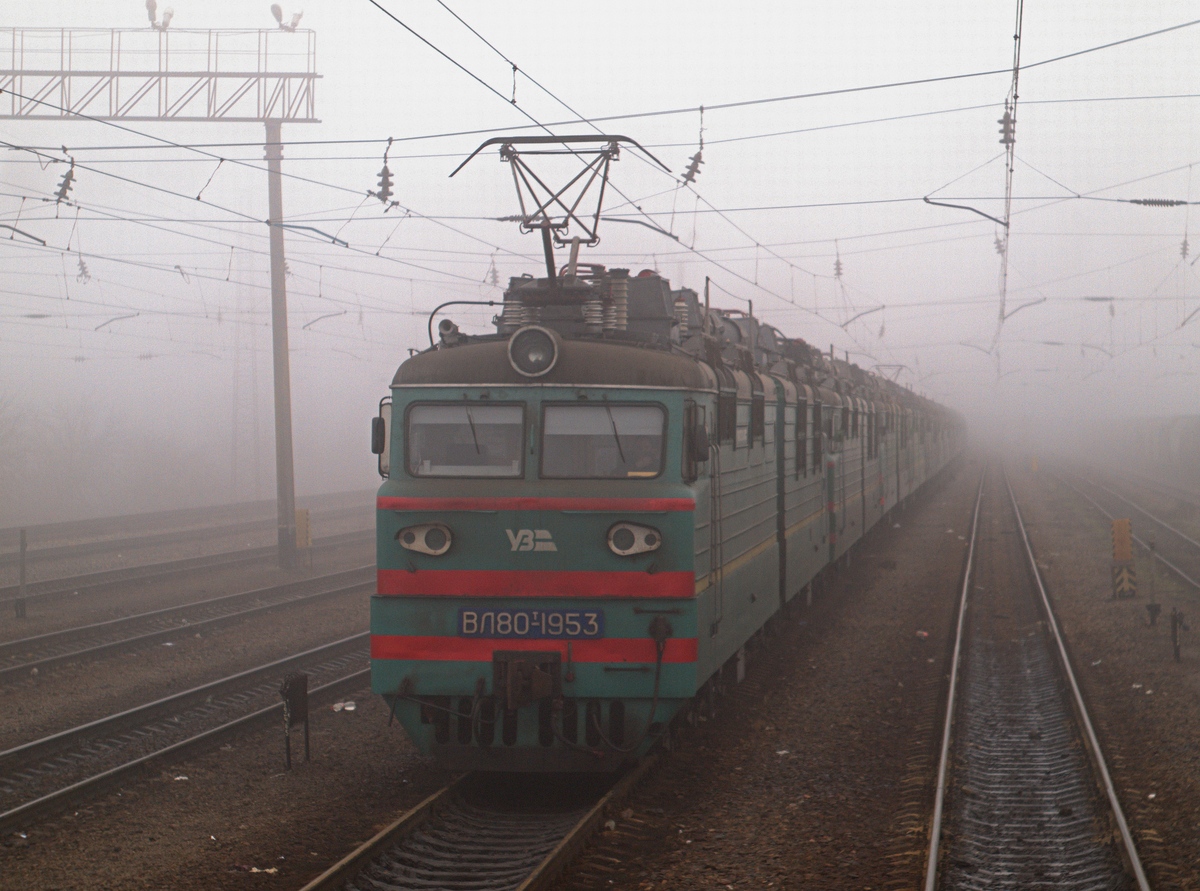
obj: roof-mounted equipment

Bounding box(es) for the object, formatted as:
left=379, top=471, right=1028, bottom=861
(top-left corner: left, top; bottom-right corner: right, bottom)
left=451, top=134, right=667, bottom=287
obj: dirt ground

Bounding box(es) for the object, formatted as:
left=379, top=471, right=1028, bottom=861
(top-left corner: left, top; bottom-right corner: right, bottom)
left=558, top=456, right=983, bottom=890
left=0, top=494, right=372, bottom=591
left=1009, top=463, right=1200, bottom=889
left=1, top=460, right=982, bottom=891
left=555, top=458, right=1200, bottom=890
left=0, top=537, right=441, bottom=891
left=0, top=692, right=453, bottom=891
left=0, top=537, right=374, bottom=647
left=7, top=454, right=1195, bottom=890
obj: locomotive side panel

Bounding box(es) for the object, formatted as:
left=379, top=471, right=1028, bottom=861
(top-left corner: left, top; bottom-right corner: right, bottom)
left=862, top=403, right=888, bottom=531
left=834, top=398, right=865, bottom=560
left=778, top=385, right=833, bottom=598
left=694, top=371, right=782, bottom=680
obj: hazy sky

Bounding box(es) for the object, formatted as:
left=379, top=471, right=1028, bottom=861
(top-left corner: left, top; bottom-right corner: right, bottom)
left=2, top=1, right=1199, bottom=518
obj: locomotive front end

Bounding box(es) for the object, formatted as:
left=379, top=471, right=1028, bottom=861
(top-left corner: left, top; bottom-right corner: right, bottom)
left=371, top=295, right=713, bottom=770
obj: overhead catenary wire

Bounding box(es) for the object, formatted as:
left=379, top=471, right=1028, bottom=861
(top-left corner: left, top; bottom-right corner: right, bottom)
left=1, top=13, right=1197, bottom=383
left=0, top=146, right=514, bottom=288
left=0, top=196, right=513, bottom=331
left=5, top=12, right=1193, bottom=366
left=202, top=12, right=1200, bottom=137
left=19, top=92, right=1200, bottom=160
left=0, top=186, right=540, bottom=321
left=2, top=163, right=1180, bottom=324
left=0, top=88, right=542, bottom=268
left=371, top=0, right=864, bottom=346
left=4, top=17, right=1195, bottom=272
left=14, top=189, right=1198, bottom=226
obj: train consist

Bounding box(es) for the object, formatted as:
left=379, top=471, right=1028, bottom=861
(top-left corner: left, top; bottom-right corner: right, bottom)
left=370, top=264, right=965, bottom=771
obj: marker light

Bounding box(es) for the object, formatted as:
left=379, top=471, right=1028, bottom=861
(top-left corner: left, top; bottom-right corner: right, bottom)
left=396, top=523, right=453, bottom=556
left=607, top=522, right=661, bottom=556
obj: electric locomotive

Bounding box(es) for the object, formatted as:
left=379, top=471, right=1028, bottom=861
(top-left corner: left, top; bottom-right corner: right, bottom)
left=370, top=263, right=964, bottom=771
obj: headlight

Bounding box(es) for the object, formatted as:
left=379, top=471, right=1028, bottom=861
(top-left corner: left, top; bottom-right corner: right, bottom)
left=396, top=523, right=452, bottom=556
left=607, top=522, right=661, bottom=556
left=508, top=325, right=560, bottom=377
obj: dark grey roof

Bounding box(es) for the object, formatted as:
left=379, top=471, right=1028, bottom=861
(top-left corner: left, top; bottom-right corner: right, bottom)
left=393, top=338, right=717, bottom=390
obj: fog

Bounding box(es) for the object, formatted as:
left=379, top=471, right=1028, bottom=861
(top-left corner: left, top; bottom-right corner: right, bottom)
left=2, top=1, right=1199, bottom=525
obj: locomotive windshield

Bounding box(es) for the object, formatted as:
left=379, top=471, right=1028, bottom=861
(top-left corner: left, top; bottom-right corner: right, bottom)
left=406, top=404, right=524, bottom=477
left=541, top=404, right=664, bottom=479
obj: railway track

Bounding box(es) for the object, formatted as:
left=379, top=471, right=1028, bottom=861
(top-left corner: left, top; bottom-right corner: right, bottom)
left=923, top=467, right=1147, bottom=890
left=0, top=502, right=368, bottom=572
left=1062, top=470, right=1200, bottom=591
left=0, top=500, right=278, bottom=551
left=298, top=758, right=655, bottom=891
left=0, top=634, right=370, bottom=833
left=0, top=528, right=372, bottom=614
left=0, top=565, right=373, bottom=683
left=1119, top=469, right=1200, bottom=514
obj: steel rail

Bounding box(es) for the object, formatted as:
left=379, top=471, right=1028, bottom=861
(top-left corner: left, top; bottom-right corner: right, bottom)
left=1084, top=475, right=1200, bottom=553
left=296, top=755, right=658, bottom=891
left=0, top=528, right=371, bottom=608
left=295, top=778, right=468, bottom=891
left=0, top=565, right=371, bottom=658
left=0, top=504, right=366, bottom=570
left=0, top=632, right=366, bottom=765
left=1057, top=473, right=1200, bottom=591
left=1121, top=468, right=1200, bottom=513
left=0, top=516, right=280, bottom=568
left=516, top=754, right=657, bottom=891
left=0, top=669, right=369, bottom=833
left=0, top=492, right=370, bottom=550
left=0, top=572, right=372, bottom=683
left=921, top=467, right=986, bottom=891
left=1005, top=470, right=1150, bottom=891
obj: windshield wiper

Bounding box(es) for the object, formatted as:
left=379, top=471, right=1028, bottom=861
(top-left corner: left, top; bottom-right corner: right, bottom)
left=464, top=406, right=482, bottom=454
left=605, top=404, right=627, bottom=464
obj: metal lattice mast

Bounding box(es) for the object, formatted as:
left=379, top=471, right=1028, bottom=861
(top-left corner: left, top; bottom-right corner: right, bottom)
left=0, top=26, right=319, bottom=568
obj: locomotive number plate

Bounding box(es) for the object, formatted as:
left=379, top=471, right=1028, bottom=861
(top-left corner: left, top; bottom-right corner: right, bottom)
left=458, top=608, right=604, bottom=639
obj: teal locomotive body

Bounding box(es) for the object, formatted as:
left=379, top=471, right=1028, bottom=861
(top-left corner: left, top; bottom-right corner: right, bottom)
left=371, top=267, right=964, bottom=771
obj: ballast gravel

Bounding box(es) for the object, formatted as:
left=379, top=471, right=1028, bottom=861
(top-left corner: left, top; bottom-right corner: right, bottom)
left=1007, top=464, right=1200, bottom=889
left=558, top=457, right=983, bottom=890
left=10, top=455, right=1195, bottom=890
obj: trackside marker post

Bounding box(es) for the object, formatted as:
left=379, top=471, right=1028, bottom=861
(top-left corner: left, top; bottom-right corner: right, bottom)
left=15, top=529, right=27, bottom=619
left=280, top=672, right=310, bottom=769
left=1171, top=608, right=1189, bottom=662
left=295, top=509, right=312, bottom=550
left=295, top=508, right=313, bottom=570
left=1111, top=518, right=1137, bottom=599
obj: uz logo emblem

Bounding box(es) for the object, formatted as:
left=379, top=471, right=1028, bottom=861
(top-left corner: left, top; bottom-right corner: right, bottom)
left=506, top=529, right=557, bottom=552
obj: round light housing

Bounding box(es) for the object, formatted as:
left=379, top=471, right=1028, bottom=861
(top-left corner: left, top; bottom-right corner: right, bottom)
left=607, top=522, right=662, bottom=556
left=423, top=526, right=448, bottom=552
left=508, top=326, right=560, bottom=378
left=396, top=523, right=452, bottom=556
left=611, top=527, right=636, bottom=552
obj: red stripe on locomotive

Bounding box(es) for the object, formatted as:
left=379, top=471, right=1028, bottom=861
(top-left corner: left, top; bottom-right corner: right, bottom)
left=377, top=496, right=695, bottom=512
left=370, top=634, right=698, bottom=663
left=377, top=568, right=694, bottom=598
